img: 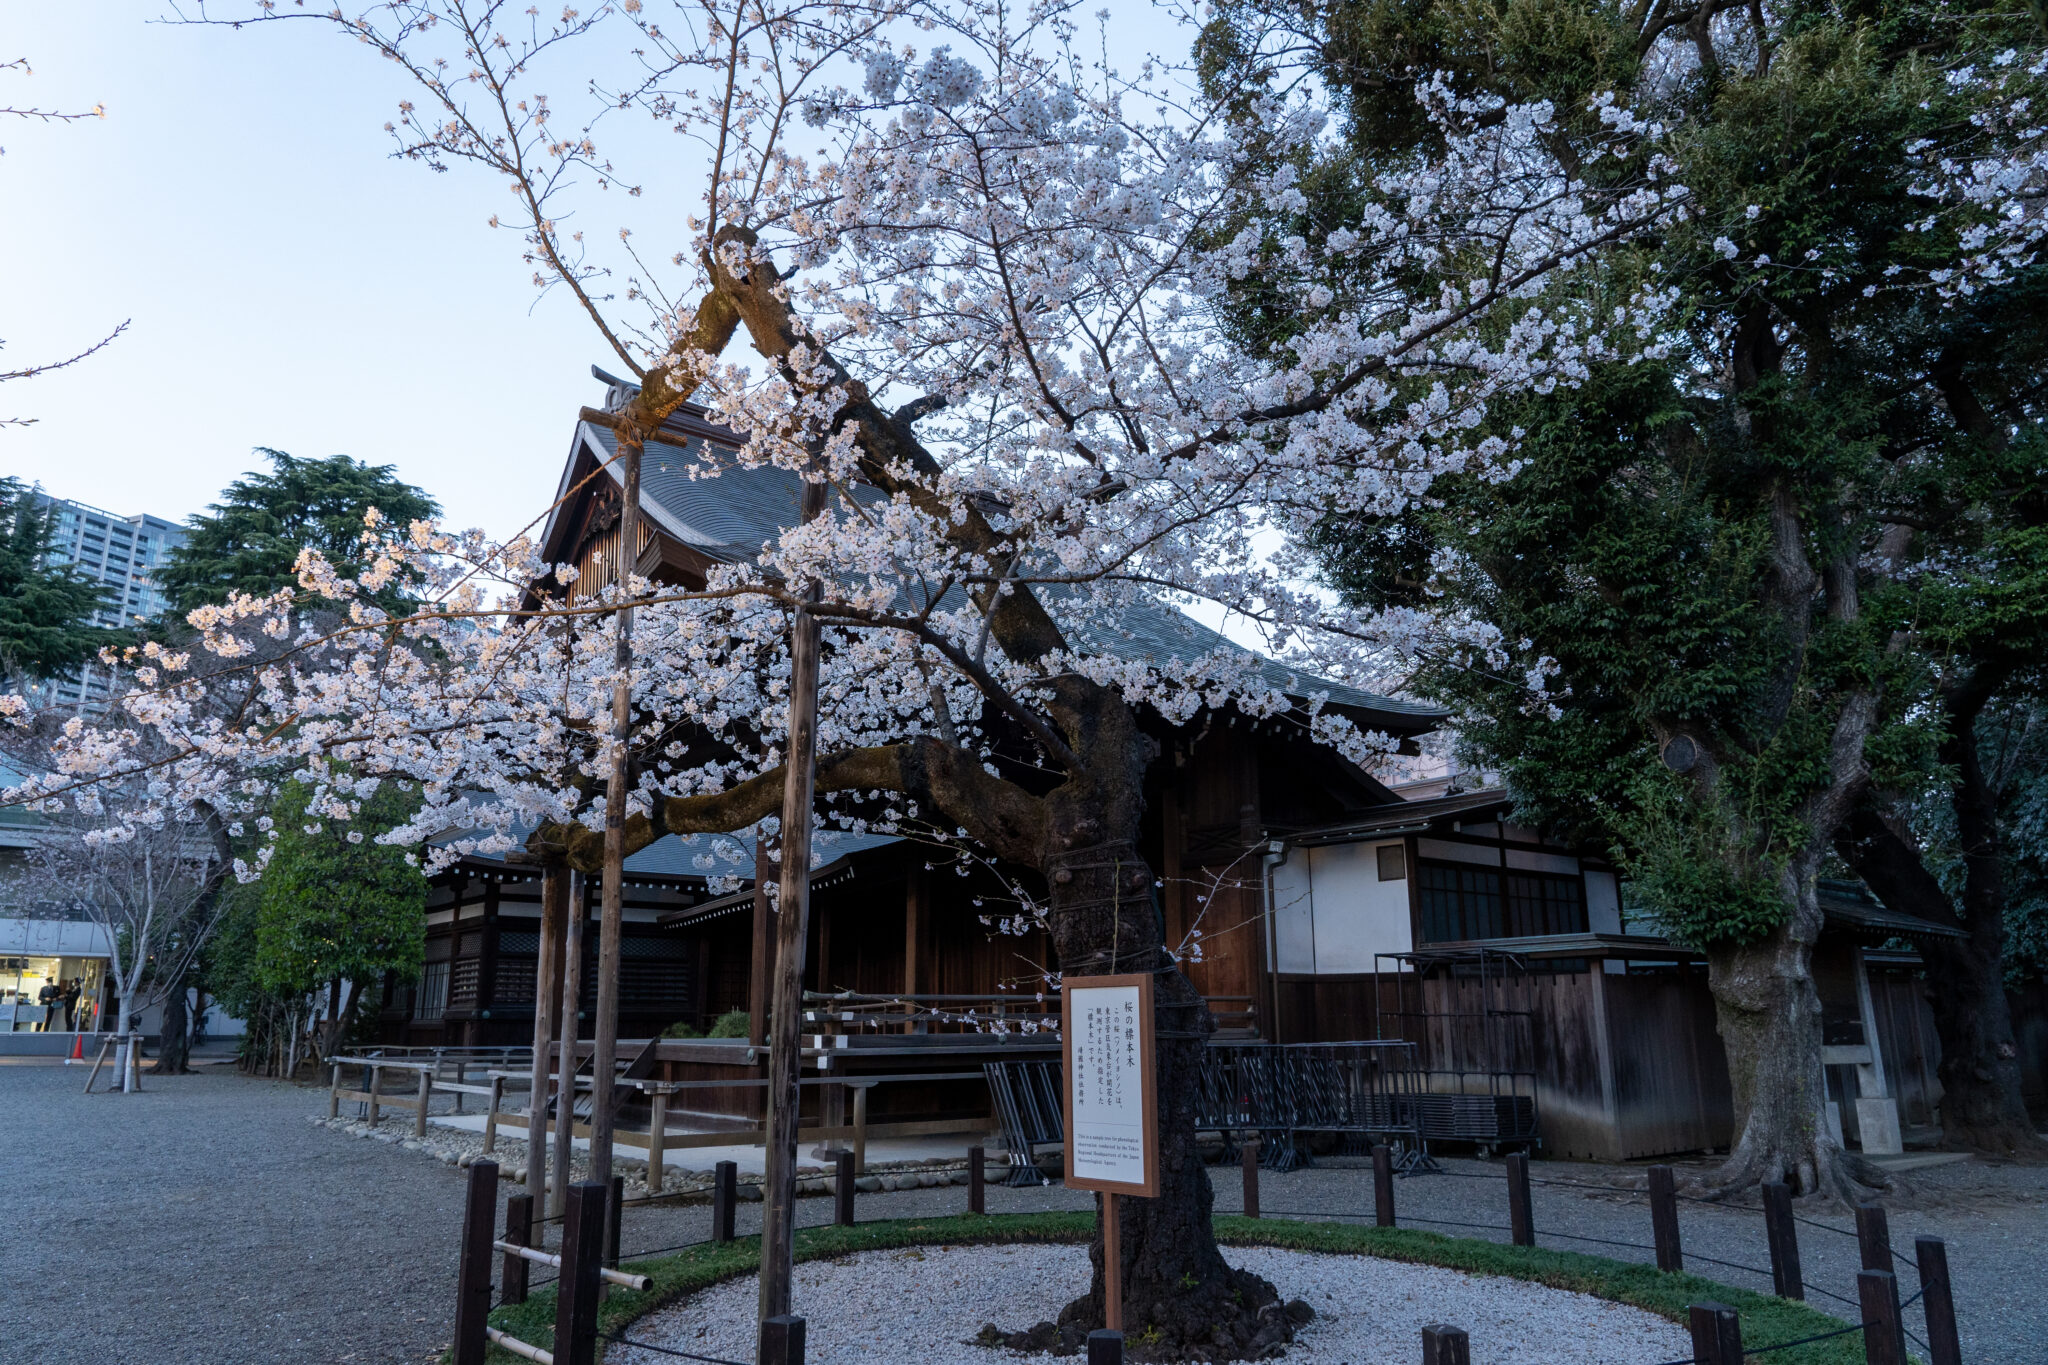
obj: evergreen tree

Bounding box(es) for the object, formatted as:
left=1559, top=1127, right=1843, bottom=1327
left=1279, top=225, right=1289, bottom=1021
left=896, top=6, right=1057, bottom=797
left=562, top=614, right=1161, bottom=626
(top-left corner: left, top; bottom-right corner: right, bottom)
left=0, top=477, right=120, bottom=683
left=1206, top=0, right=2048, bottom=1191
left=157, top=450, right=440, bottom=619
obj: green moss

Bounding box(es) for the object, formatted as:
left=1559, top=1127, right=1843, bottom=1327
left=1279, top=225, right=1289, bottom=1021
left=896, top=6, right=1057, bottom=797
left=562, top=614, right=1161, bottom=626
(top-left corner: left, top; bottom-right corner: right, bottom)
left=481, top=1211, right=1868, bottom=1364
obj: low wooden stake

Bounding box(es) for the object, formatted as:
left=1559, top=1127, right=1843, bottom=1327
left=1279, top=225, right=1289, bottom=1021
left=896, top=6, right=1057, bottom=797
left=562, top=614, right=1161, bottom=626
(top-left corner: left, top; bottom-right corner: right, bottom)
left=1505, top=1153, right=1534, bottom=1247
left=1420, top=1323, right=1469, bottom=1365
left=1914, top=1236, right=1961, bottom=1365
left=452, top=1159, right=499, bottom=1365
left=604, top=1174, right=624, bottom=1269
left=1856, top=1201, right=1893, bottom=1272
left=502, top=1192, right=533, bottom=1306
left=415, top=1068, right=432, bottom=1139
left=1761, top=1181, right=1804, bottom=1300
left=1087, top=1329, right=1125, bottom=1365
left=760, top=1314, right=806, bottom=1365
left=1648, top=1165, right=1683, bottom=1272
left=1242, top=1139, right=1261, bottom=1219
left=555, top=1182, right=606, bottom=1365
left=1858, top=1269, right=1906, bottom=1365
left=1373, top=1144, right=1396, bottom=1227
left=713, top=1160, right=737, bottom=1243
left=1686, top=1302, right=1741, bottom=1365
left=835, top=1150, right=856, bottom=1227
left=968, top=1145, right=986, bottom=1215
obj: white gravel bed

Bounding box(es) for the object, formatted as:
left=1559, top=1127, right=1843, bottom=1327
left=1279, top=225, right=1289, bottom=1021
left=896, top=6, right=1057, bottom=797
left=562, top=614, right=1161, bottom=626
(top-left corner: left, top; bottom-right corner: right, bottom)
left=606, top=1243, right=1693, bottom=1365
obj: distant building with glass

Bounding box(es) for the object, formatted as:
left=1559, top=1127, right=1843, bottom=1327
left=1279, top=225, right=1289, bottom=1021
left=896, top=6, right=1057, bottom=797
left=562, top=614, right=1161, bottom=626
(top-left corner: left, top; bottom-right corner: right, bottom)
left=27, top=492, right=188, bottom=709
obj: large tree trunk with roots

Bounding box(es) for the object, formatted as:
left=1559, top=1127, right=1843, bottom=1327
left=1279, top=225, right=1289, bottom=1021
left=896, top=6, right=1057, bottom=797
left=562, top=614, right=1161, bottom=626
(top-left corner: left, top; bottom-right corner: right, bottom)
left=153, top=985, right=191, bottom=1075
left=1703, top=861, right=1885, bottom=1202
left=1000, top=707, right=1300, bottom=1361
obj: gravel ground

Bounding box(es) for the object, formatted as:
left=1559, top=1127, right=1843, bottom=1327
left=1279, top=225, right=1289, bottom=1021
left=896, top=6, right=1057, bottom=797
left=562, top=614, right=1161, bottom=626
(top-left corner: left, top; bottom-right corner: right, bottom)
left=607, top=1243, right=1693, bottom=1365
left=5, top=1061, right=2041, bottom=1364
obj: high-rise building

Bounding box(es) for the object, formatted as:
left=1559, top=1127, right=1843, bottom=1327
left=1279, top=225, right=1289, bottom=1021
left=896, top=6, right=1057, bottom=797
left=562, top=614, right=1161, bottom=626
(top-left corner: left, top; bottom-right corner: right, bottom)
left=27, top=492, right=188, bottom=709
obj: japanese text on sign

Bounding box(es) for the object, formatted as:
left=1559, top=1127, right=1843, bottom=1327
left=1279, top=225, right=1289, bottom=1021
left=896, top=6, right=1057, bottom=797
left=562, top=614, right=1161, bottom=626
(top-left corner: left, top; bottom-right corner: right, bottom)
left=1067, top=981, right=1149, bottom=1189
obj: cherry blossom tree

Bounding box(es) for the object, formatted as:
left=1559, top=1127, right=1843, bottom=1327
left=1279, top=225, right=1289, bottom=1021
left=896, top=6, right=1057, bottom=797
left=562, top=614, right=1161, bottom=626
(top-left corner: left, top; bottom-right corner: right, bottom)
left=26, top=0, right=1686, bottom=1350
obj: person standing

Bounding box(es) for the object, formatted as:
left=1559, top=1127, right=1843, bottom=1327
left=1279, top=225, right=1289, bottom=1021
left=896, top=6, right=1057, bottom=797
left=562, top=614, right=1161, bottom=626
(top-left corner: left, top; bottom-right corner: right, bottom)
left=36, top=981, right=57, bottom=1031
left=61, top=979, right=81, bottom=1032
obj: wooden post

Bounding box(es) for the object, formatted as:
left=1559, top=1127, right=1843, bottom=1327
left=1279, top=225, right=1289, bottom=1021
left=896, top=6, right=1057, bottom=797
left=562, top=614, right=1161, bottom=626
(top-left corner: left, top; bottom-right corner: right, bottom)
left=1241, top=1139, right=1261, bottom=1219
left=1858, top=1269, right=1907, bottom=1365
left=554, top=1182, right=606, bottom=1365
left=1856, top=1201, right=1893, bottom=1272
left=1914, top=1236, right=1961, bottom=1365
left=1086, top=1329, right=1124, bottom=1365
left=1648, top=1165, right=1683, bottom=1272
left=367, top=1063, right=381, bottom=1128
left=605, top=1174, right=624, bottom=1269
left=588, top=429, right=646, bottom=1191
left=749, top=832, right=774, bottom=1049
left=851, top=1083, right=869, bottom=1175
left=713, top=1160, right=738, bottom=1243
left=454, top=1059, right=468, bottom=1114
left=416, top=1067, right=433, bottom=1139
left=1761, top=1180, right=1804, bottom=1300
left=526, top=865, right=565, bottom=1231
left=502, top=1191, right=533, bottom=1307
left=647, top=1089, right=668, bottom=1193
left=1686, top=1302, right=1742, bottom=1365
left=1373, top=1144, right=1396, bottom=1227
left=835, top=1150, right=856, bottom=1227
left=757, top=473, right=828, bottom=1332
left=1103, top=1191, right=1123, bottom=1332
left=1420, top=1324, right=1470, bottom=1365
left=968, top=1145, right=986, bottom=1215
left=485, top=1075, right=505, bottom=1154
left=451, top=1158, right=499, bottom=1365
left=552, top=872, right=588, bottom=1221
left=760, top=1314, right=806, bottom=1365
left=1505, top=1153, right=1534, bottom=1247
left=329, top=1062, right=342, bottom=1119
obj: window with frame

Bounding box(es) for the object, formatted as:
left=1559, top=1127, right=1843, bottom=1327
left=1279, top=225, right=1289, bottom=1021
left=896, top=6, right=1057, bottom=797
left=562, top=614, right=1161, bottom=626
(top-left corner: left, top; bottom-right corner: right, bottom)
left=415, top=961, right=450, bottom=1022
left=1418, top=860, right=1588, bottom=942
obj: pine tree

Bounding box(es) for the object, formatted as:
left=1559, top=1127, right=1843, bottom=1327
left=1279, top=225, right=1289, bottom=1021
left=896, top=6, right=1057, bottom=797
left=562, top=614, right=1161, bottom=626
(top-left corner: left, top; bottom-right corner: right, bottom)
left=0, top=477, right=119, bottom=684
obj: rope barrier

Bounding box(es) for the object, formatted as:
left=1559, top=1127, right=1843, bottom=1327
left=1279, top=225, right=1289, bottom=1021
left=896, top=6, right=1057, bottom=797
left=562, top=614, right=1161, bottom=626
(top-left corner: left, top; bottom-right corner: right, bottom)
left=598, top=1329, right=753, bottom=1365
left=1742, top=1319, right=1874, bottom=1355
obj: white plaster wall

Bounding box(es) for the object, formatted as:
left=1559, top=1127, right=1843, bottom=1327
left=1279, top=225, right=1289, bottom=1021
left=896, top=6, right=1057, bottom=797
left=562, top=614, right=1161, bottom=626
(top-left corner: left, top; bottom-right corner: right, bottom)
left=1584, top=870, right=1622, bottom=935
left=1306, top=841, right=1414, bottom=972
left=1270, top=852, right=1317, bottom=974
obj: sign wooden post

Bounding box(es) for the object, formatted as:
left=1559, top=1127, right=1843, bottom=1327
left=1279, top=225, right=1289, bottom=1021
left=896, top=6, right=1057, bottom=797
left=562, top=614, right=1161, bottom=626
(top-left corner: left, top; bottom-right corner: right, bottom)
left=1062, top=973, right=1159, bottom=1335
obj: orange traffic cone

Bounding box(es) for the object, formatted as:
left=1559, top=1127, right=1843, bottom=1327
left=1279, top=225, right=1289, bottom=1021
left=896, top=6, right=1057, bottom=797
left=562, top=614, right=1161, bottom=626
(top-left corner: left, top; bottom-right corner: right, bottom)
left=65, top=1033, right=84, bottom=1064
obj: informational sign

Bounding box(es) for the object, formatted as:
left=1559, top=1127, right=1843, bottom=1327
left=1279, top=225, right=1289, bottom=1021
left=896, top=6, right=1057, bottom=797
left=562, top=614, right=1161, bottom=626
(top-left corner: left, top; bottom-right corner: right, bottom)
left=1062, top=972, right=1158, bottom=1197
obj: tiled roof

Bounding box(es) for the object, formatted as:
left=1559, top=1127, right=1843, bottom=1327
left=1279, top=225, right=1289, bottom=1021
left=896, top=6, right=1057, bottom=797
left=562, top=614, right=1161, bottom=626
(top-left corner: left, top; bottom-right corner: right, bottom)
left=565, top=412, right=1444, bottom=734
left=1288, top=788, right=1513, bottom=842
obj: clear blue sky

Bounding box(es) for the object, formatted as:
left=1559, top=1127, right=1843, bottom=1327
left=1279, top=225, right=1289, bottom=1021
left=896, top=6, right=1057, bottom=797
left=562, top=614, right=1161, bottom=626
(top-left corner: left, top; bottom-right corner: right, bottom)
left=3, top=3, right=1189, bottom=543
left=4, top=4, right=608, bottom=539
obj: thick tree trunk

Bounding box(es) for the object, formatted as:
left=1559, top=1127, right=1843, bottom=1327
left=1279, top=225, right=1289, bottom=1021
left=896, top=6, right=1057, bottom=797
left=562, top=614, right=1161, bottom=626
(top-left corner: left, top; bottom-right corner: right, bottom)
left=153, top=986, right=191, bottom=1075
left=1000, top=706, right=1299, bottom=1362
left=1703, top=863, right=1884, bottom=1201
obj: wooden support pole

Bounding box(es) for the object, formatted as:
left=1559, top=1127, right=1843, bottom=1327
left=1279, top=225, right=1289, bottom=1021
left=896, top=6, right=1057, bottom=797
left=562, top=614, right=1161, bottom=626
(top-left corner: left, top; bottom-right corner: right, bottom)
left=835, top=1150, right=856, bottom=1227
left=1761, top=1180, right=1804, bottom=1300
left=1685, top=1302, right=1742, bottom=1365
left=451, top=1159, right=499, bottom=1365
left=713, top=1160, right=738, bottom=1243
left=851, top=1084, right=868, bottom=1175
left=454, top=1059, right=468, bottom=1114
left=502, top=1192, right=533, bottom=1307
left=647, top=1091, right=668, bottom=1193
left=1419, top=1324, right=1470, bottom=1365
left=1648, top=1165, right=1683, bottom=1272
left=749, top=832, right=774, bottom=1050
left=1103, top=1191, right=1123, bottom=1333
left=968, top=1145, right=986, bottom=1215
left=759, top=1314, right=806, bottom=1365
left=604, top=1174, right=624, bottom=1269
left=1373, top=1144, right=1396, bottom=1227
left=552, top=873, right=588, bottom=1221
left=1087, top=1329, right=1124, bottom=1365
left=367, top=1063, right=381, bottom=1128
left=1242, top=1139, right=1261, bottom=1219
left=415, top=1067, right=433, bottom=1139
left=554, top=1182, right=605, bottom=1365
left=1914, top=1236, right=1961, bottom=1365
left=485, top=1076, right=505, bottom=1153
left=329, top=1062, right=342, bottom=1119
left=1505, top=1153, right=1534, bottom=1247
left=756, top=474, right=828, bottom=1332
left=1858, top=1269, right=1907, bottom=1365
left=526, top=864, right=566, bottom=1228
left=1856, top=1201, right=1894, bottom=1272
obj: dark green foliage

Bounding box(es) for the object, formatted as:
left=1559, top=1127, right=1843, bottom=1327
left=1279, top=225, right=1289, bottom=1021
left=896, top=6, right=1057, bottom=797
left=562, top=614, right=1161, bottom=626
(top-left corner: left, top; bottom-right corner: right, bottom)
left=157, top=449, right=439, bottom=619
left=706, top=1007, right=752, bottom=1038
left=479, top=1211, right=1866, bottom=1365
left=251, top=776, right=426, bottom=996
left=0, top=477, right=119, bottom=681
